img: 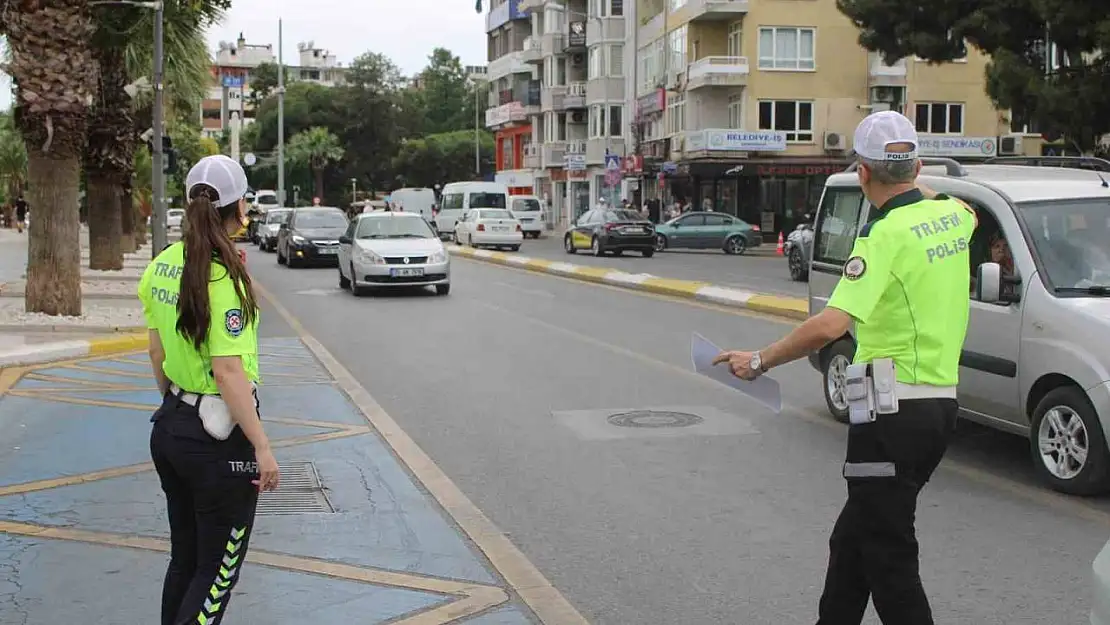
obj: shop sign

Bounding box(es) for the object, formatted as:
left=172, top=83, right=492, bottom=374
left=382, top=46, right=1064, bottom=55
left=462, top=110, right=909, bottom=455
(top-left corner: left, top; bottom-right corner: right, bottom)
left=637, top=89, right=666, bottom=117
left=564, top=153, right=586, bottom=171
left=484, top=102, right=526, bottom=128
left=567, top=22, right=586, bottom=48
left=495, top=170, right=534, bottom=188
left=756, top=164, right=847, bottom=177
left=917, top=135, right=997, bottom=158
left=622, top=154, right=643, bottom=174
left=687, top=129, right=787, bottom=152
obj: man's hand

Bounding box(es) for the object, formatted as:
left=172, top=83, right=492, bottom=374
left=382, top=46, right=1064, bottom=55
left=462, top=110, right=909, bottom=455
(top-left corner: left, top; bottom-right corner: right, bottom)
left=712, top=350, right=760, bottom=380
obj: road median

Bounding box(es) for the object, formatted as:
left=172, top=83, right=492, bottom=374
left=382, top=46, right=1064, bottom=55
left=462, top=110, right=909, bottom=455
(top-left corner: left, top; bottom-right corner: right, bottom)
left=448, top=245, right=808, bottom=321
left=0, top=331, right=147, bottom=368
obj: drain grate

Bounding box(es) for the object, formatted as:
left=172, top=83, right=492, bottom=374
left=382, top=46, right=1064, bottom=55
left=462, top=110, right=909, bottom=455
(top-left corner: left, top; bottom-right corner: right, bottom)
left=256, top=461, right=335, bottom=516
left=607, top=410, right=704, bottom=428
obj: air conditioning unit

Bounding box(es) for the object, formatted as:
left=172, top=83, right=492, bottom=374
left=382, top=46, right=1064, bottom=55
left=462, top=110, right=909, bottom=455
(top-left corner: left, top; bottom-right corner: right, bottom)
left=665, top=71, right=681, bottom=90
left=998, top=134, right=1023, bottom=156
left=824, top=131, right=846, bottom=152
left=570, top=54, right=585, bottom=67
left=569, top=110, right=586, bottom=124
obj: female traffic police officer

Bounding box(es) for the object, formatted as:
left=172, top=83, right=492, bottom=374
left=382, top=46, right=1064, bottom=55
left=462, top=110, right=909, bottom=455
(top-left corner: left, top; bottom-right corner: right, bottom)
left=714, top=111, right=975, bottom=625
left=139, top=154, right=280, bottom=625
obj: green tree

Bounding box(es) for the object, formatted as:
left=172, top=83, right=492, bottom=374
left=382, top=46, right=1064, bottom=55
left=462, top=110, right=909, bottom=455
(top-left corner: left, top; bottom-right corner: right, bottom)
left=287, top=127, right=345, bottom=200
left=416, top=48, right=473, bottom=135
left=836, top=0, right=1110, bottom=151
left=391, top=130, right=495, bottom=189
left=0, top=113, right=27, bottom=206
left=247, top=61, right=295, bottom=105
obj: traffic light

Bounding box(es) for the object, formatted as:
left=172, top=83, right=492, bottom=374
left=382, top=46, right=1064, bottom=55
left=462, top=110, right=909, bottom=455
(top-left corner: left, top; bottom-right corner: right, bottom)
left=161, top=135, right=177, bottom=174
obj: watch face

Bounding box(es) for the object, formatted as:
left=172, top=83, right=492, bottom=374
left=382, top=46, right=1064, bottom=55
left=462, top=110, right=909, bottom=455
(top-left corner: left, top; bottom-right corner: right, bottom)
left=749, top=353, right=762, bottom=370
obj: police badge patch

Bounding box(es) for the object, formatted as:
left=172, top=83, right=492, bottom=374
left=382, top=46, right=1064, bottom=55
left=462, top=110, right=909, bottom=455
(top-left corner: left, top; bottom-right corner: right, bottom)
left=225, top=308, right=245, bottom=337
left=844, top=256, right=866, bottom=280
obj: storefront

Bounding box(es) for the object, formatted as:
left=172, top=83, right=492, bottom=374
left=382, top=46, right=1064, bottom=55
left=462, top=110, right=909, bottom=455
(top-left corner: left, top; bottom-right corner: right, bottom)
left=493, top=124, right=534, bottom=195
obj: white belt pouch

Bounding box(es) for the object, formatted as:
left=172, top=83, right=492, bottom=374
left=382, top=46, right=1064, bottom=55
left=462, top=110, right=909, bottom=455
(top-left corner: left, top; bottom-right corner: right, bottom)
left=196, top=395, right=235, bottom=440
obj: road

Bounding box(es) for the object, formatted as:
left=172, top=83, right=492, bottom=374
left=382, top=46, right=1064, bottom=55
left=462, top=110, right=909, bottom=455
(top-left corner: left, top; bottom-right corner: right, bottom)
left=249, top=247, right=1105, bottom=625
left=511, top=233, right=807, bottom=298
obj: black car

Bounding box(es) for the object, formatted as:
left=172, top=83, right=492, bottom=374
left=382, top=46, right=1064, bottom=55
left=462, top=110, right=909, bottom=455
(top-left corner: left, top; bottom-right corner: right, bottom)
left=564, top=208, right=655, bottom=257
left=276, top=207, right=349, bottom=268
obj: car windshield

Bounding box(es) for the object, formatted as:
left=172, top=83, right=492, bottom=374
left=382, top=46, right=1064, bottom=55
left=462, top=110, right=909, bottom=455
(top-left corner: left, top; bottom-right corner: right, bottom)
left=356, top=216, right=435, bottom=239
left=256, top=193, right=277, bottom=205
left=295, top=211, right=347, bottom=229
left=478, top=209, right=513, bottom=220
left=607, top=210, right=643, bottom=222
left=265, top=210, right=291, bottom=224
left=1016, top=197, right=1110, bottom=294
left=512, top=198, right=541, bottom=212
left=469, top=192, right=506, bottom=209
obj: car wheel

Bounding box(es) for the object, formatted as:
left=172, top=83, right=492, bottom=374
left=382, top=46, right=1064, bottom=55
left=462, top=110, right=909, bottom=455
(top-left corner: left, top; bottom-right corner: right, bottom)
left=436, top=284, right=451, bottom=296
left=591, top=236, right=603, bottom=256
left=724, top=235, right=747, bottom=255
left=1030, top=386, right=1110, bottom=495
left=654, top=234, right=667, bottom=252
left=822, top=340, right=855, bottom=423
left=349, top=264, right=366, bottom=296
left=789, top=247, right=809, bottom=282
left=277, top=245, right=287, bottom=265
left=509, top=245, right=520, bottom=252
left=338, top=266, right=350, bottom=290
left=564, top=234, right=576, bottom=254
left=642, top=248, right=654, bottom=258
left=468, top=234, right=476, bottom=248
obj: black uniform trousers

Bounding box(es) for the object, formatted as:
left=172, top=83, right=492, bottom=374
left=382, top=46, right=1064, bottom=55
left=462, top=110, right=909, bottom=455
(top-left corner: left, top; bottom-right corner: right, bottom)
left=816, top=397, right=958, bottom=625
left=150, top=390, right=260, bottom=625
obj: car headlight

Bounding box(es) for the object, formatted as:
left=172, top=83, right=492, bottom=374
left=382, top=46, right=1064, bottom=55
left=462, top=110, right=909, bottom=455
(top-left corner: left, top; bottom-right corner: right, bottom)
left=428, top=250, right=447, bottom=264
left=356, top=248, right=385, bottom=265
left=291, top=235, right=305, bottom=244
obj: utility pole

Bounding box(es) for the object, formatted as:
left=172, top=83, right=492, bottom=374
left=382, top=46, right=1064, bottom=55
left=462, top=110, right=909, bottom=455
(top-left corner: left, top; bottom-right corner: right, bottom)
left=277, top=18, right=286, bottom=207
left=150, top=0, right=166, bottom=256
left=474, top=83, right=481, bottom=177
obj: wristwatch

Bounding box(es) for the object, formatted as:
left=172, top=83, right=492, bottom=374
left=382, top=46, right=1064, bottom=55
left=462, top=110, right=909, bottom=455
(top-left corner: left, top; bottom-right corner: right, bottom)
left=749, top=352, right=766, bottom=374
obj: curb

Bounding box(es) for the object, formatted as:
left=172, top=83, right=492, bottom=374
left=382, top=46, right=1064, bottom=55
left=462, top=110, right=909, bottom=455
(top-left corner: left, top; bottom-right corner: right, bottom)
left=0, top=331, right=148, bottom=368
left=447, top=245, right=808, bottom=321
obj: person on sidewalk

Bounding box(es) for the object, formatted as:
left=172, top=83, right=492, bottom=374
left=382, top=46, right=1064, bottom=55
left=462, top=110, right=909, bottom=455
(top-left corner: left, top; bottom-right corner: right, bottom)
left=138, top=154, right=280, bottom=625
left=712, top=110, right=975, bottom=624
left=15, top=195, right=27, bottom=234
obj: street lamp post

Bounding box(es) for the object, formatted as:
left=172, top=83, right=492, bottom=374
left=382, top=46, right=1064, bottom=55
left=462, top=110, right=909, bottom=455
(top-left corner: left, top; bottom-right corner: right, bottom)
left=150, top=0, right=166, bottom=255
left=350, top=178, right=357, bottom=205
left=277, top=18, right=286, bottom=207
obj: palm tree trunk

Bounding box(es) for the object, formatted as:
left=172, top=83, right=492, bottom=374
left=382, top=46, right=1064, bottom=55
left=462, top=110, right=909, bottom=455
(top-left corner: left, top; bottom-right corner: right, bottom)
left=120, top=193, right=136, bottom=251
left=314, top=167, right=324, bottom=200
left=25, top=153, right=82, bottom=316
left=133, top=201, right=146, bottom=245
left=85, top=172, right=123, bottom=269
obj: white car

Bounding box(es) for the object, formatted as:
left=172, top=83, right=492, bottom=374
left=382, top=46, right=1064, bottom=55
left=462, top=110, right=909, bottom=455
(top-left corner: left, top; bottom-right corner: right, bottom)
left=510, top=195, right=545, bottom=238
left=452, top=208, right=523, bottom=251
left=166, top=208, right=184, bottom=230
left=337, top=211, right=450, bottom=296
left=257, top=208, right=292, bottom=252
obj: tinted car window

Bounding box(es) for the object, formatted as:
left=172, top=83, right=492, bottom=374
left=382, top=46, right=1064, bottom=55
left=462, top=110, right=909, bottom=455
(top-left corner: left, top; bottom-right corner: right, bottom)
left=356, top=215, right=435, bottom=239
left=469, top=192, right=506, bottom=208
left=265, top=210, right=292, bottom=224
left=677, top=214, right=706, bottom=226
left=513, top=198, right=542, bottom=212
left=441, top=193, right=465, bottom=210
left=704, top=214, right=727, bottom=226
left=295, top=210, right=348, bottom=229
left=607, top=210, right=643, bottom=222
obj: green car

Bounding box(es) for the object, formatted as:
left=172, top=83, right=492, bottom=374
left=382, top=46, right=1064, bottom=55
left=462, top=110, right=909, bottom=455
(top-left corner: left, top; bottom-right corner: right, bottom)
left=653, top=211, right=762, bottom=255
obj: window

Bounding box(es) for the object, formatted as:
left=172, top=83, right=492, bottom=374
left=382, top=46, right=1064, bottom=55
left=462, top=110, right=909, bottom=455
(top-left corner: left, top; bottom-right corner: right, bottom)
left=669, top=0, right=686, bottom=11
left=758, top=100, right=813, bottom=142
left=589, top=46, right=602, bottom=79
left=609, top=44, right=624, bottom=76
left=469, top=193, right=507, bottom=209
left=914, top=102, right=963, bottom=135
left=668, top=26, right=687, bottom=72
left=543, top=7, right=564, bottom=34
left=442, top=193, right=465, bottom=210
left=608, top=105, right=623, bottom=137
left=727, top=22, right=743, bottom=58
left=589, top=0, right=623, bottom=17
left=589, top=106, right=623, bottom=138
left=589, top=105, right=604, bottom=138
left=557, top=113, right=567, bottom=140
left=727, top=95, right=743, bottom=129
left=757, top=27, right=816, bottom=70
left=590, top=45, right=623, bottom=79
left=666, top=94, right=685, bottom=135
left=556, top=57, right=567, bottom=85
left=676, top=214, right=705, bottom=226
left=356, top=215, right=434, bottom=239
left=500, top=138, right=513, bottom=168
left=812, top=188, right=864, bottom=265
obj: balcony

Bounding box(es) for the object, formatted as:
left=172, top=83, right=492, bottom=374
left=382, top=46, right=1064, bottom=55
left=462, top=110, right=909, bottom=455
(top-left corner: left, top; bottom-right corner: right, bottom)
left=488, top=50, right=532, bottom=82
left=485, top=102, right=529, bottom=129
left=586, top=138, right=625, bottom=165
left=543, top=142, right=566, bottom=168
left=524, top=144, right=541, bottom=169
left=586, top=76, right=624, bottom=103
left=517, top=0, right=544, bottom=11
left=685, top=56, right=750, bottom=90
left=521, top=37, right=542, bottom=64
left=869, top=53, right=907, bottom=87
left=541, top=32, right=565, bottom=58
left=542, top=85, right=566, bottom=112
left=564, top=81, right=587, bottom=109
left=684, top=0, right=749, bottom=22
left=586, top=17, right=625, bottom=45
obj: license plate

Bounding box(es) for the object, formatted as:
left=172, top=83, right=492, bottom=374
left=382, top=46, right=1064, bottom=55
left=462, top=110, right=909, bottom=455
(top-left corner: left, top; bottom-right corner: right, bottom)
left=318, top=248, right=337, bottom=255
left=390, top=267, right=424, bottom=277
left=521, top=218, right=533, bottom=223
left=494, top=226, right=509, bottom=232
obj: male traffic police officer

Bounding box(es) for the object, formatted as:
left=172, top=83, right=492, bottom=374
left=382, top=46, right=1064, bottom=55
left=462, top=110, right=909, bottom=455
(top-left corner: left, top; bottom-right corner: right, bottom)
left=714, top=110, right=976, bottom=624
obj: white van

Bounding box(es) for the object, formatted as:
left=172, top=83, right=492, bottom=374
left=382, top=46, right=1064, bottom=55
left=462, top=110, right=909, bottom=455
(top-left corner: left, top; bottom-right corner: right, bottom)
left=509, top=195, right=545, bottom=238
left=436, top=181, right=510, bottom=241
left=254, top=189, right=280, bottom=211
left=390, top=188, right=437, bottom=221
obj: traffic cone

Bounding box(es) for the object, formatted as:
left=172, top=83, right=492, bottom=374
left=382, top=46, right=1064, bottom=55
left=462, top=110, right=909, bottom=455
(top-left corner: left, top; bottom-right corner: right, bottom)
left=776, top=231, right=784, bottom=256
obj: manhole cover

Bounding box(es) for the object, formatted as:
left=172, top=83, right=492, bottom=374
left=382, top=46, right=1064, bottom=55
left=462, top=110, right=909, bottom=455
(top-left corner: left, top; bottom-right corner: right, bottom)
left=607, top=410, right=704, bottom=428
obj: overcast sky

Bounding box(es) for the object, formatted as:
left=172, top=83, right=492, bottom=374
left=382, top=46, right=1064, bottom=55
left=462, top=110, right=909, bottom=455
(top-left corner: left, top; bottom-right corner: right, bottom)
left=1, top=0, right=488, bottom=110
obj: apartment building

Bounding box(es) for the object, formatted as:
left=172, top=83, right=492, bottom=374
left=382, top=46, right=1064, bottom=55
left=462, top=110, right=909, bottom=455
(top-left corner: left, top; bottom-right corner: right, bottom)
left=201, top=34, right=347, bottom=139
left=483, top=0, right=540, bottom=195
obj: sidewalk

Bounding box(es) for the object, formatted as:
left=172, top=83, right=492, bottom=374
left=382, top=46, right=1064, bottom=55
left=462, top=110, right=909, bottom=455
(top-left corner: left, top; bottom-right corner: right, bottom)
left=0, top=336, right=536, bottom=624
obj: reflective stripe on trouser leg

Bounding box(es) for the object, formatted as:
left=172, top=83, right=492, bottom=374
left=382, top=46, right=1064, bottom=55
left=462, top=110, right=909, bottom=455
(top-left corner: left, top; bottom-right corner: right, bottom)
left=842, top=462, right=896, bottom=478
left=195, top=525, right=247, bottom=625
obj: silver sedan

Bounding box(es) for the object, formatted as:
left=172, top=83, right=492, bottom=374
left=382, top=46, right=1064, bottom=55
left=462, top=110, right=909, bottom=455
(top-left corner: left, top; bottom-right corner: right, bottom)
left=337, top=212, right=450, bottom=296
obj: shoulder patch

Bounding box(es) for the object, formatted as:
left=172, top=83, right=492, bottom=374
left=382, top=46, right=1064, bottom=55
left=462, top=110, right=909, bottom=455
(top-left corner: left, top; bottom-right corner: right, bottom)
left=224, top=308, right=245, bottom=337
left=844, top=256, right=866, bottom=280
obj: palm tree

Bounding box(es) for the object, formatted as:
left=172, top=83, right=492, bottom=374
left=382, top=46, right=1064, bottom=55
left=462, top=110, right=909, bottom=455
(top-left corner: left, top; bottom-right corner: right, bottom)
left=287, top=127, right=345, bottom=201
left=4, top=0, right=98, bottom=315
left=0, top=114, right=28, bottom=210
left=85, top=0, right=225, bottom=265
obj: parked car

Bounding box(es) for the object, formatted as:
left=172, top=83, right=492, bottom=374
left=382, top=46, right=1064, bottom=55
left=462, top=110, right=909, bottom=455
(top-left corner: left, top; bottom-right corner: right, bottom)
left=510, top=195, right=545, bottom=238
left=565, top=208, right=655, bottom=257
left=784, top=222, right=814, bottom=281
left=166, top=208, right=184, bottom=230
left=453, top=208, right=523, bottom=251
left=653, top=211, right=761, bottom=255
left=807, top=156, right=1110, bottom=495
left=257, top=208, right=292, bottom=252
left=276, top=207, right=349, bottom=268
left=337, top=211, right=450, bottom=296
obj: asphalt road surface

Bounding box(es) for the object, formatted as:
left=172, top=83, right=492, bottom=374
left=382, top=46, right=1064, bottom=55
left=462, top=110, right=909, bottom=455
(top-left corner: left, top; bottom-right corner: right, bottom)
left=511, top=233, right=808, bottom=298
left=249, top=246, right=1107, bottom=625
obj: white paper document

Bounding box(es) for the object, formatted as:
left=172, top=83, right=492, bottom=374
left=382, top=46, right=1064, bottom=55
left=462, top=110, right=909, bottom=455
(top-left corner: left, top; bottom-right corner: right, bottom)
left=691, top=332, right=783, bottom=414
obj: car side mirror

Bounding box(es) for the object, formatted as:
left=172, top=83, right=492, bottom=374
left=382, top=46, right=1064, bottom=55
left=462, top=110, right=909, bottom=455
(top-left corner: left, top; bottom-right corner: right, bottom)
left=976, top=262, right=1003, bottom=303
left=338, top=235, right=351, bottom=244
